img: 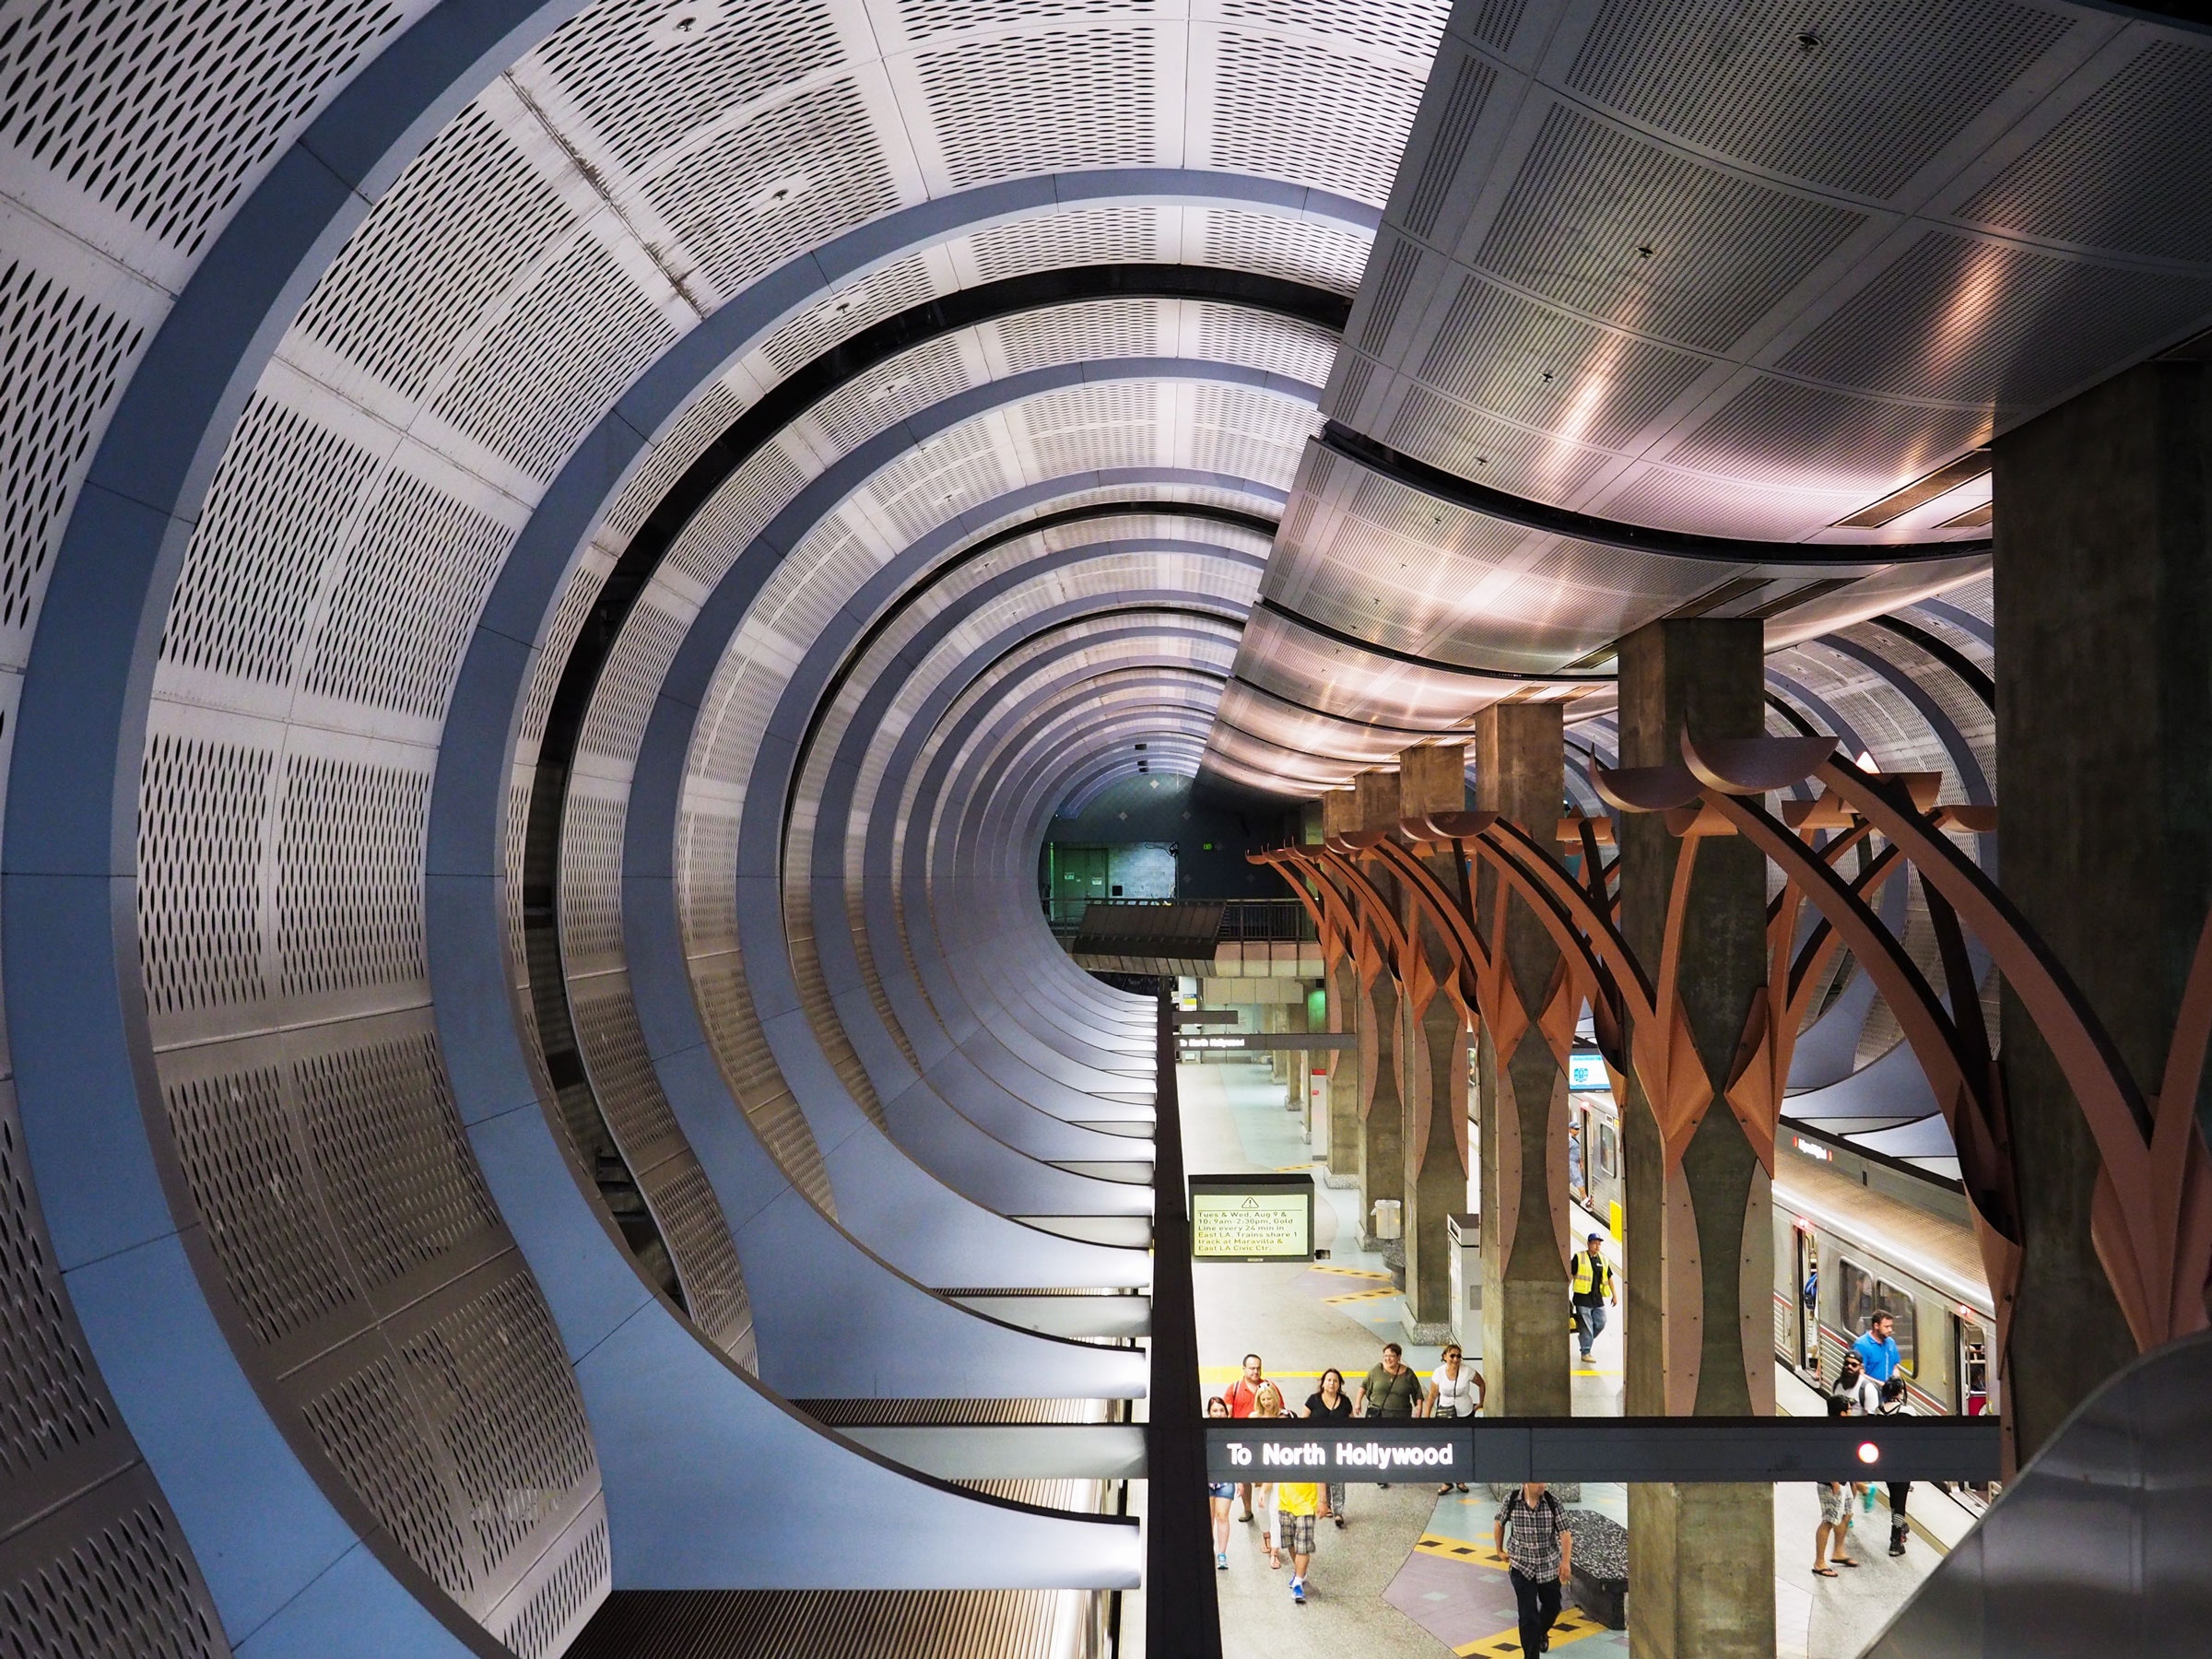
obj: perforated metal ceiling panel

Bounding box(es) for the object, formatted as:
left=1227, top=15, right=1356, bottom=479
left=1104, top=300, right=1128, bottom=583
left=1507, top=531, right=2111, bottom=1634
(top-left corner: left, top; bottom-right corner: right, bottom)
left=1332, top=1, right=2212, bottom=543
left=1198, top=0, right=2212, bottom=796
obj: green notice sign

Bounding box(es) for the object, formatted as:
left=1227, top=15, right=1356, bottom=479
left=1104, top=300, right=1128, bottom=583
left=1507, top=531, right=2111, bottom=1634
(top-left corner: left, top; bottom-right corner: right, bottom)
left=1189, top=1173, right=1315, bottom=1261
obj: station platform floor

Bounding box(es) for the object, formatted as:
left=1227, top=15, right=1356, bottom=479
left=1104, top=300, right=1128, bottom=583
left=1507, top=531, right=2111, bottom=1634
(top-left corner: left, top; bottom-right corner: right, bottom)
left=1178, top=1059, right=1971, bottom=1659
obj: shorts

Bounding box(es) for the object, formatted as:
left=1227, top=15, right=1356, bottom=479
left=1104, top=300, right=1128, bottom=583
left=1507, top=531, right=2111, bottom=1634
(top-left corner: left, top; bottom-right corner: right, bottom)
left=1818, top=1484, right=1850, bottom=1527
left=1278, top=1513, right=1315, bottom=1554
left=1209, top=1483, right=1234, bottom=1500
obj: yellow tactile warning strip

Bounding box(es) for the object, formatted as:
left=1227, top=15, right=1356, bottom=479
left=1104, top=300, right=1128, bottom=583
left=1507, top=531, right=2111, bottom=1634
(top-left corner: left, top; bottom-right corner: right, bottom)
left=1414, top=1533, right=1509, bottom=1570
left=1321, top=1287, right=1401, bottom=1305
left=1453, top=1606, right=1607, bottom=1656
left=1308, top=1265, right=1391, bottom=1279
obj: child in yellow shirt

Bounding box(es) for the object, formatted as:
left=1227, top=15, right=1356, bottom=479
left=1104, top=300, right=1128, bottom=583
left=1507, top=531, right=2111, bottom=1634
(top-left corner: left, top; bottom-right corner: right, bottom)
left=1277, top=1482, right=1320, bottom=1603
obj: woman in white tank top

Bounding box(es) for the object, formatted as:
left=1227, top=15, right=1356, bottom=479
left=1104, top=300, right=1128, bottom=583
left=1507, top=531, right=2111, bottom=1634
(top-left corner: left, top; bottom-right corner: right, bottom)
left=1425, top=1345, right=1483, bottom=1492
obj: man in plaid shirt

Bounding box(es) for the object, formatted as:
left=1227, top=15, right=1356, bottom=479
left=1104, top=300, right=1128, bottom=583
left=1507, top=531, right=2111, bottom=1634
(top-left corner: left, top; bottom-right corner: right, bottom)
left=1495, top=1481, right=1574, bottom=1654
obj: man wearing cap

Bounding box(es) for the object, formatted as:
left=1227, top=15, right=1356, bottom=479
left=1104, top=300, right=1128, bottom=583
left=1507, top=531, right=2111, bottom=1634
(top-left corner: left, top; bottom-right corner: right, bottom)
left=1569, top=1233, right=1616, bottom=1364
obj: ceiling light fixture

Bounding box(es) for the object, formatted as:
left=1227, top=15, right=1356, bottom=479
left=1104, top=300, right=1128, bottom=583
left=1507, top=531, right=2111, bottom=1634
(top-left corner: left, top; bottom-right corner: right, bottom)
left=1834, top=451, right=1990, bottom=529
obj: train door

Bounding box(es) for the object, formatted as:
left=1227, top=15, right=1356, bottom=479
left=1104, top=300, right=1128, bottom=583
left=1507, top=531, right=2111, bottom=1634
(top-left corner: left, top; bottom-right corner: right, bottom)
left=1570, top=1100, right=1590, bottom=1207
left=1954, top=1313, right=1990, bottom=1416
left=1795, top=1226, right=1820, bottom=1373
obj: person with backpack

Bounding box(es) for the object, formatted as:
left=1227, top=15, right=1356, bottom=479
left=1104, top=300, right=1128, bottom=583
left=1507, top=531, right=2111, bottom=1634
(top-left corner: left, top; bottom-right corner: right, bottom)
left=1495, top=1481, right=1573, bottom=1654
left=1877, top=1375, right=1912, bottom=1555
left=1569, top=1232, right=1617, bottom=1363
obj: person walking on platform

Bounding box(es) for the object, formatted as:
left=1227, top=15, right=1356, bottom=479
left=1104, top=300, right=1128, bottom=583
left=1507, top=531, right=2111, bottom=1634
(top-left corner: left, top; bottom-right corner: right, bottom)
left=1251, top=1381, right=1288, bottom=1568
left=1569, top=1233, right=1616, bottom=1363
left=1495, top=1481, right=1573, bottom=1655
left=1277, top=1477, right=1320, bottom=1604
left=1206, top=1396, right=1235, bottom=1571
left=1877, top=1376, right=1912, bottom=1555
left=1832, top=1349, right=1878, bottom=1416
left=1299, top=1368, right=1353, bottom=1526
left=1354, top=1342, right=1421, bottom=1488
left=1225, top=1353, right=1266, bottom=1521
left=1423, top=1343, right=1482, bottom=1493
left=1853, top=1311, right=1902, bottom=1384
left=1813, top=1394, right=1862, bottom=1575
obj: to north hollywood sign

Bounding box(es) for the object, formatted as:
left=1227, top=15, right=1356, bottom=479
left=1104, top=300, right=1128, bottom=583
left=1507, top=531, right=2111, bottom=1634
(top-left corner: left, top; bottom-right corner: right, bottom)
left=1206, top=1424, right=1467, bottom=1481
left=1202, top=1418, right=2003, bottom=1484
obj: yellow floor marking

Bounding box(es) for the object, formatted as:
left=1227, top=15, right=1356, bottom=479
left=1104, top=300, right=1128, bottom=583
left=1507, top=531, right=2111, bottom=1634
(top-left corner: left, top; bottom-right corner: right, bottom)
left=1323, top=1287, right=1401, bottom=1305
left=1307, top=1265, right=1391, bottom=1280
left=1454, top=1606, right=1607, bottom=1656
left=1197, top=1368, right=1330, bottom=1382
left=1274, top=1163, right=1313, bottom=1172
left=1571, top=1368, right=1622, bottom=1378
left=1414, top=1534, right=1509, bottom=1570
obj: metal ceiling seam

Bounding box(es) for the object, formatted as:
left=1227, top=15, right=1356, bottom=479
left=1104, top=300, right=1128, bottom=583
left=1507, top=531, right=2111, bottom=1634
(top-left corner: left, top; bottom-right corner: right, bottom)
left=899, top=660, right=1236, bottom=1077
left=593, top=382, right=1295, bottom=1254
left=779, top=576, right=1246, bottom=1136
left=829, top=618, right=1243, bottom=1082
left=862, top=627, right=1239, bottom=1076
left=546, top=360, right=1300, bottom=1239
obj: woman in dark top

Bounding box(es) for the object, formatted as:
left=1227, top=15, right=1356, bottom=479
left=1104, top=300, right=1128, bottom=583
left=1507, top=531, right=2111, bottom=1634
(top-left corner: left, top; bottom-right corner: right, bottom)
left=1300, top=1368, right=1353, bottom=1525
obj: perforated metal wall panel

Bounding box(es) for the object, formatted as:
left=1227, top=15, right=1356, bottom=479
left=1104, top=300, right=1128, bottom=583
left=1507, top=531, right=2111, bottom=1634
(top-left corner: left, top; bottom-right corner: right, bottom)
left=0, top=1082, right=230, bottom=1656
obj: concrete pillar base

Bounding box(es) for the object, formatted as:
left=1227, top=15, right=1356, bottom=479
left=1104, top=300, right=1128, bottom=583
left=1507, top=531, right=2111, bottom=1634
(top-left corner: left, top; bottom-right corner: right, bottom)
left=1626, top=1483, right=1775, bottom=1659
left=1401, top=1318, right=1453, bottom=1346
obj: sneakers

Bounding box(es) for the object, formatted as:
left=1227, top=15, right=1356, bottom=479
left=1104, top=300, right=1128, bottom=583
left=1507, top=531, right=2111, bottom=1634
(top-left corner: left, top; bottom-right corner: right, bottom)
left=1216, top=1553, right=1228, bottom=1571
left=1290, top=1578, right=1306, bottom=1605
left=1333, top=1516, right=1346, bottom=1529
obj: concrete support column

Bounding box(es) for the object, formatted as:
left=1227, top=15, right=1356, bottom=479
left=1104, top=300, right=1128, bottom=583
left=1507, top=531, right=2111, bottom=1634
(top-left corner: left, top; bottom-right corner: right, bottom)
left=1617, top=620, right=1775, bottom=1659
left=1399, top=743, right=1472, bottom=1343
left=1471, top=705, right=1571, bottom=1414
left=1321, top=789, right=1364, bottom=1188
left=1354, top=768, right=1405, bottom=1250
left=1992, top=360, right=2203, bottom=1456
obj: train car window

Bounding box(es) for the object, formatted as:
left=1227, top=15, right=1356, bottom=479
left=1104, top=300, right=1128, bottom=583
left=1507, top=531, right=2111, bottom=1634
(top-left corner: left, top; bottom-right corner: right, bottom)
left=1596, top=1122, right=1618, bottom=1179
left=1876, top=1279, right=1918, bottom=1375
left=1839, top=1258, right=1876, bottom=1341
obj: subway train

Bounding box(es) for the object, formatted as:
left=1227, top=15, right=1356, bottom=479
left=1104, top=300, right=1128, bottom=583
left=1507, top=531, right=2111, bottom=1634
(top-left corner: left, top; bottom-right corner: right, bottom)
left=1562, top=1065, right=1994, bottom=1418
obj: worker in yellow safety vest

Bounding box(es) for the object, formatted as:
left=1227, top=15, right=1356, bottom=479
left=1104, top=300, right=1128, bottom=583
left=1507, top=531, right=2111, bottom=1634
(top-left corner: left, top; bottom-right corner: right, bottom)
left=1570, top=1233, right=1617, bottom=1363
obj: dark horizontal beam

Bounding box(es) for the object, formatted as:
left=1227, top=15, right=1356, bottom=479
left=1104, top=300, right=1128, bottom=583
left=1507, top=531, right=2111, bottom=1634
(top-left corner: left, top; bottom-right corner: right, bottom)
left=1207, top=1416, right=2000, bottom=1483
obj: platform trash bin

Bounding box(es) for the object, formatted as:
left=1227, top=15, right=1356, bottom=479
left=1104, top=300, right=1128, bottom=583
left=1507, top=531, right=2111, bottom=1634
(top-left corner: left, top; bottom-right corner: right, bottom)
left=1371, top=1198, right=1402, bottom=1240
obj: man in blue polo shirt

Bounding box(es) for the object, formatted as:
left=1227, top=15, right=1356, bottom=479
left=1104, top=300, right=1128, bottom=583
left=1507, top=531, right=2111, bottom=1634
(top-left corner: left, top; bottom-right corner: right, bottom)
left=1853, top=1311, right=1901, bottom=1384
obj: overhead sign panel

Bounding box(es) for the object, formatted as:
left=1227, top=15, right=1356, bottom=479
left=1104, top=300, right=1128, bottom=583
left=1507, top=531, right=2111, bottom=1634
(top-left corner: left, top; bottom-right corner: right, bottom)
left=1568, top=1050, right=1609, bottom=1090
left=1188, top=1172, right=1314, bottom=1261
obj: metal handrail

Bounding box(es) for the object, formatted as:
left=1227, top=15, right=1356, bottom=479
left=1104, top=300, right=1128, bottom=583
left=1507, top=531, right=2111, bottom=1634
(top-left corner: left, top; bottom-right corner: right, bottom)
left=1145, top=989, right=1221, bottom=1658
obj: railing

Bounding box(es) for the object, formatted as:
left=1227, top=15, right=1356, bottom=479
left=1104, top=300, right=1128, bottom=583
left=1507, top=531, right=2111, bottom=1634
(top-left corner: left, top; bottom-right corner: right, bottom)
left=1146, top=989, right=1221, bottom=1659
left=1215, top=897, right=1318, bottom=943
left=1045, top=896, right=1319, bottom=943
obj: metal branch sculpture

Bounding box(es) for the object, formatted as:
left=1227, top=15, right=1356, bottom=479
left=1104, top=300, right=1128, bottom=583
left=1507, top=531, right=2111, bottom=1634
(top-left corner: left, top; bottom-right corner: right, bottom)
left=1253, top=734, right=2212, bottom=1463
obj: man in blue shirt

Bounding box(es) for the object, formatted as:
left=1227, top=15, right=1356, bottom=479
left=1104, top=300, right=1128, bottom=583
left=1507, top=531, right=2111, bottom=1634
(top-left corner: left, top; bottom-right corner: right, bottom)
left=1853, top=1312, right=1901, bottom=1383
